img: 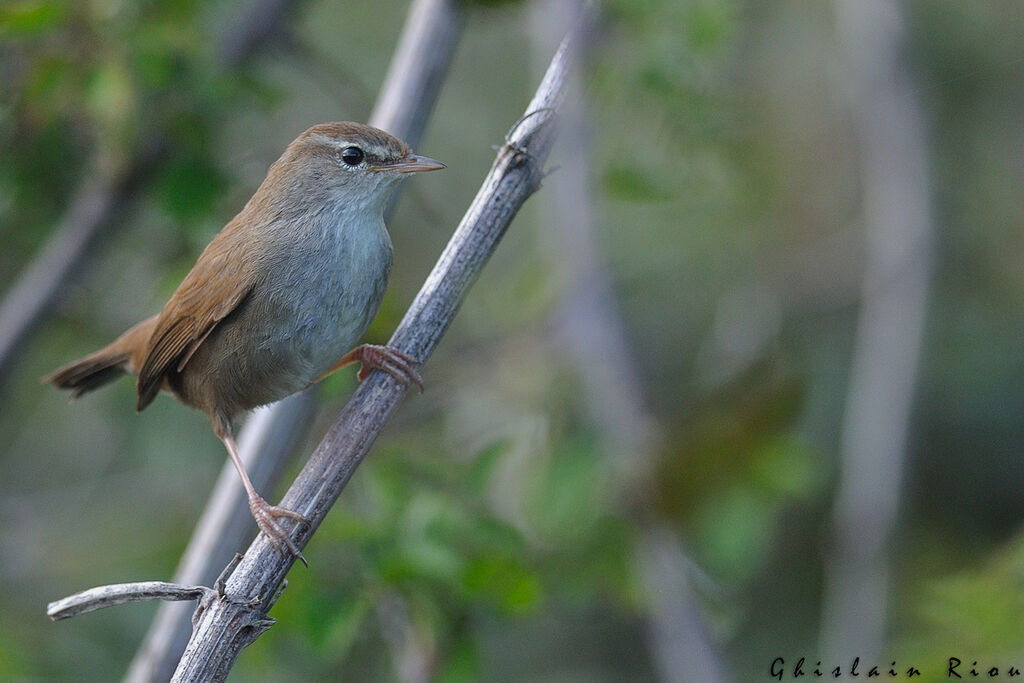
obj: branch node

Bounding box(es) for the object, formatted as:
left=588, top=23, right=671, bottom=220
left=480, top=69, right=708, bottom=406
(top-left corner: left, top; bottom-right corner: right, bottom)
left=504, top=107, right=557, bottom=160
left=193, top=586, right=217, bottom=628
left=497, top=106, right=559, bottom=195
left=506, top=106, right=556, bottom=145
left=215, top=554, right=244, bottom=599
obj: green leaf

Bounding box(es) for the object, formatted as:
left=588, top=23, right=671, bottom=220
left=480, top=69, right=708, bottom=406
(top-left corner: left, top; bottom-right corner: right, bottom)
left=462, top=553, right=543, bottom=615
left=437, top=636, right=481, bottom=683
left=156, top=154, right=226, bottom=223
left=320, top=591, right=377, bottom=657
left=465, top=439, right=509, bottom=495
left=533, top=441, right=605, bottom=542
left=748, top=434, right=823, bottom=497
left=0, top=1, right=65, bottom=37
left=602, top=166, right=675, bottom=202
left=687, top=0, right=736, bottom=52
left=692, top=486, right=773, bottom=581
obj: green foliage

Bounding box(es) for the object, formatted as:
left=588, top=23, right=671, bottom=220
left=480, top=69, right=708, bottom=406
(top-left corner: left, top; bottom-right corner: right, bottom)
left=155, top=152, right=227, bottom=223
left=653, top=365, right=822, bottom=582
left=895, top=535, right=1024, bottom=682
left=0, top=0, right=287, bottom=274
left=463, top=552, right=543, bottom=614
left=601, top=165, right=676, bottom=202
left=0, top=1, right=66, bottom=38
left=247, top=438, right=548, bottom=677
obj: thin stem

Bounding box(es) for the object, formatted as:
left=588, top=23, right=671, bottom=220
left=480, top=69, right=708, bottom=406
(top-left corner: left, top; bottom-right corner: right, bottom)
left=48, top=582, right=213, bottom=621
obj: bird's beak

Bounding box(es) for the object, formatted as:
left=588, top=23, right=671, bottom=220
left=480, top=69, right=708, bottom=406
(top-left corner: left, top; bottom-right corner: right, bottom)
left=386, top=154, right=446, bottom=174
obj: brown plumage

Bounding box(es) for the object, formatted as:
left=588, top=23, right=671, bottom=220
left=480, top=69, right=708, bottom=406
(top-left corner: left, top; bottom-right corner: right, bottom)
left=46, top=122, right=444, bottom=563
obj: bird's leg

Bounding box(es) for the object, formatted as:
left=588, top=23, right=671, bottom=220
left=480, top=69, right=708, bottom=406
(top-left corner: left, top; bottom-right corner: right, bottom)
left=216, top=424, right=308, bottom=566
left=319, top=344, right=424, bottom=391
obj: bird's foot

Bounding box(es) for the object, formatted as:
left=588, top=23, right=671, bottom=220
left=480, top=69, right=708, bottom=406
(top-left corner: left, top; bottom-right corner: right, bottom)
left=353, top=344, right=424, bottom=392
left=249, top=494, right=308, bottom=567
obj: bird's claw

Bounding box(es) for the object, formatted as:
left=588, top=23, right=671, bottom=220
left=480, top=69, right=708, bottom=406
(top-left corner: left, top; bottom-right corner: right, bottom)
left=354, top=344, right=424, bottom=392
left=249, top=495, right=308, bottom=567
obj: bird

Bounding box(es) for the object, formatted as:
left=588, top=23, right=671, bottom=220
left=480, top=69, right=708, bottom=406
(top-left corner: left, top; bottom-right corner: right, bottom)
left=45, top=122, right=445, bottom=563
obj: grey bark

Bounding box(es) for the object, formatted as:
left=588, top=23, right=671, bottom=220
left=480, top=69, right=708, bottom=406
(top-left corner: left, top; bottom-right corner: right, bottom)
left=123, top=392, right=318, bottom=683
left=48, top=582, right=213, bottom=621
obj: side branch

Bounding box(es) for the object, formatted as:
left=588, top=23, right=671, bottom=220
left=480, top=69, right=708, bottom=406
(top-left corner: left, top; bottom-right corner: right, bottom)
left=47, top=582, right=214, bottom=621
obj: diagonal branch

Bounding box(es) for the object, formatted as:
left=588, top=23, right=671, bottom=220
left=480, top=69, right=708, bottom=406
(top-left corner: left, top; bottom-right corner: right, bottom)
left=171, top=10, right=594, bottom=680
left=124, top=1, right=466, bottom=680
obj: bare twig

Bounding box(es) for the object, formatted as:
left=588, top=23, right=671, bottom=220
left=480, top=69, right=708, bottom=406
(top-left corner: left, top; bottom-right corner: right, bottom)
left=821, top=0, right=934, bottom=662
left=170, top=11, right=593, bottom=680
left=216, top=0, right=299, bottom=65
left=124, top=1, right=466, bottom=680
left=48, top=582, right=213, bottom=621
left=0, top=0, right=305, bottom=386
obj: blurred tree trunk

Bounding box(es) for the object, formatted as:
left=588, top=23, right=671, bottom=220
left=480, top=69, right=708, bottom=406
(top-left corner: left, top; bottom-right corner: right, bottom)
left=532, top=1, right=726, bottom=680
left=821, top=0, right=934, bottom=662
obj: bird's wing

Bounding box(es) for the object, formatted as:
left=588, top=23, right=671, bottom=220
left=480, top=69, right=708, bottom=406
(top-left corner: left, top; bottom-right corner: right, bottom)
left=135, top=232, right=258, bottom=412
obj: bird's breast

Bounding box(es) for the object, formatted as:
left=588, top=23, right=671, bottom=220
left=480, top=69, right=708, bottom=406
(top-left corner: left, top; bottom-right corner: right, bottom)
left=229, top=211, right=393, bottom=403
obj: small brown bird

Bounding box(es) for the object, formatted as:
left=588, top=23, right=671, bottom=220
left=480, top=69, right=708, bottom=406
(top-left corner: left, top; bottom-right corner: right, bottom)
left=46, top=122, right=444, bottom=562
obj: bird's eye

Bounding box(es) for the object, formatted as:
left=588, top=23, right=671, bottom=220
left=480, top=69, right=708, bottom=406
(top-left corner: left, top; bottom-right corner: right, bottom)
left=340, top=146, right=364, bottom=166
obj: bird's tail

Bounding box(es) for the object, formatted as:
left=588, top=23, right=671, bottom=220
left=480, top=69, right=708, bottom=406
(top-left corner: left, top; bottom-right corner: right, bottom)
left=45, top=349, right=131, bottom=398
left=43, top=316, right=157, bottom=399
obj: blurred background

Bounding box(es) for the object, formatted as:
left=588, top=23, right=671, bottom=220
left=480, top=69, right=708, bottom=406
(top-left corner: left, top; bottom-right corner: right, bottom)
left=2, top=0, right=1023, bottom=680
